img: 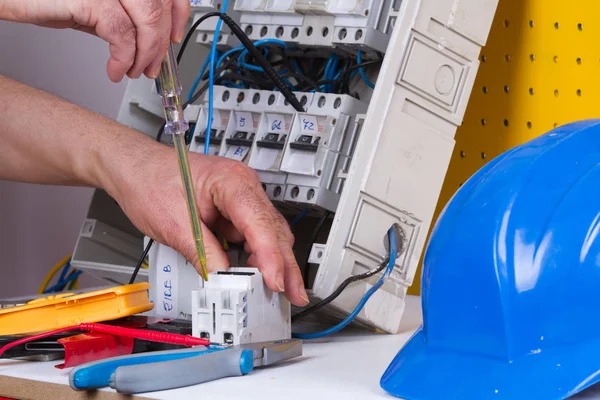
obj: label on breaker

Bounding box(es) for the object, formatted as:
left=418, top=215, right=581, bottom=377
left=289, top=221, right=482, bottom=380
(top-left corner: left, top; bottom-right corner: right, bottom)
left=299, top=115, right=324, bottom=135
left=235, top=112, right=257, bottom=131
left=266, top=114, right=288, bottom=133
left=156, top=247, right=179, bottom=319
left=225, top=146, right=251, bottom=161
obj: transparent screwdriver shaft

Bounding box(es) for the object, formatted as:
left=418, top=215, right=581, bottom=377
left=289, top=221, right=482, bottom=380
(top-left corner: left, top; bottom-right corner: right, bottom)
left=155, top=44, right=209, bottom=281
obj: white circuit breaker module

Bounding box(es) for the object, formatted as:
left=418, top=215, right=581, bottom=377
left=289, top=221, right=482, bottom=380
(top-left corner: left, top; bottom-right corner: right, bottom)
left=191, top=268, right=291, bottom=345
left=82, top=0, right=501, bottom=335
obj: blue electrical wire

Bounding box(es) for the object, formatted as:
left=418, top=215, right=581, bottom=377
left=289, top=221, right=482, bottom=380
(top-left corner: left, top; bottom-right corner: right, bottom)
left=57, top=259, right=72, bottom=287
left=205, top=0, right=230, bottom=155
left=291, top=210, right=310, bottom=227
left=187, top=54, right=212, bottom=102
left=44, top=269, right=83, bottom=293
left=292, top=227, right=397, bottom=340
left=236, top=39, right=287, bottom=72
left=356, top=50, right=375, bottom=89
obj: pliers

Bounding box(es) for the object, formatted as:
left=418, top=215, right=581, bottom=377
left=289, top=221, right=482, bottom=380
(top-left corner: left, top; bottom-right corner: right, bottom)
left=69, top=338, right=302, bottom=394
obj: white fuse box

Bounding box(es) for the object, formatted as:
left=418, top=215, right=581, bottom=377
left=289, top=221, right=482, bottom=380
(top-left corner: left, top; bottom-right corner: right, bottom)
left=192, top=267, right=291, bottom=345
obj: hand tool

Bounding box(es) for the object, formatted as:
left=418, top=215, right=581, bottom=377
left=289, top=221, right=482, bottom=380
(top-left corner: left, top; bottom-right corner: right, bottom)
left=111, top=339, right=302, bottom=394
left=155, top=44, right=209, bottom=281
left=69, top=339, right=302, bottom=393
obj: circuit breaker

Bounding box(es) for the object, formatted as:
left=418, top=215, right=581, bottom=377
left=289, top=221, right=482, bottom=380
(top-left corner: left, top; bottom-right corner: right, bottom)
left=191, top=267, right=291, bottom=345
left=89, top=0, right=501, bottom=334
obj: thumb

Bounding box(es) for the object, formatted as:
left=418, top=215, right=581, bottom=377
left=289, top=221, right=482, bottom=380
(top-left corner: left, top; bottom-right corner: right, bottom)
left=176, top=222, right=230, bottom=277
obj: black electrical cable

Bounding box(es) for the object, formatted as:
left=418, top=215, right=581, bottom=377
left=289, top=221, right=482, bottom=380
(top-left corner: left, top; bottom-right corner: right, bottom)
left=292, top=255, right=391, bottom=322
left=130, top=239, right=154, bottom=284
left=177, top=12, right=222, bottom=64
left=302, top=212, right=330, bottom=285
left=280, top=72, right=322, bottom=92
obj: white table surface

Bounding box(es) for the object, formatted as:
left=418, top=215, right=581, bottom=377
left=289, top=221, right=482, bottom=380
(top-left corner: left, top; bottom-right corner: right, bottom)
left=1, top=295, right=600, bottom=400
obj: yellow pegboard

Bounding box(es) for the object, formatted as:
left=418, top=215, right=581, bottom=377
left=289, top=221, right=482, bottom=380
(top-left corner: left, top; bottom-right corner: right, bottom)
left=408, top=0, right=600, bottom=295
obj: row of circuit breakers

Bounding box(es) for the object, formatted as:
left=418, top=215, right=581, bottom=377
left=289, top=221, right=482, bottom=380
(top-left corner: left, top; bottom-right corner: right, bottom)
left=190, top=0, right=402, bottom=55
left=185, top=86, right=367, bottom=213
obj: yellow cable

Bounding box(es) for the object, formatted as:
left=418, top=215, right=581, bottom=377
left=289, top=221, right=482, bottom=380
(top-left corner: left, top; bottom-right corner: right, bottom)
left=38, top=254, right=72, bottom=294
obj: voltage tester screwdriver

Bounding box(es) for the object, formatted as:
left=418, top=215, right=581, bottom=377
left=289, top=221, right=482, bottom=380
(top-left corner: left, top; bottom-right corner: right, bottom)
left=154, top=44, right=209, bottom=281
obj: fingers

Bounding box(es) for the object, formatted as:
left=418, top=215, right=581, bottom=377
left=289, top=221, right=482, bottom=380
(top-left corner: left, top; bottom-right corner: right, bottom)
left=213, top=216, right=245, bottom=243
left=171, top=0, right=191, bottom=43
left=270, top=211, right=308, bottom=306
left=214, top=178, right=287, bottom=294
left=177, top=221, right=230, bottom=275
left=95, top=1, right=137, bottom=82
left=144, top=0, right=173, bottom=78
left=119, top=0, right=164, bottom=79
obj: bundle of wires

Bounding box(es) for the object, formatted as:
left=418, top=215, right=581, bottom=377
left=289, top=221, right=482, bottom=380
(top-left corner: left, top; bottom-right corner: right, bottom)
left=38, top=255, right=82, bottom=294
left=291, top=226, right=398, bottom=339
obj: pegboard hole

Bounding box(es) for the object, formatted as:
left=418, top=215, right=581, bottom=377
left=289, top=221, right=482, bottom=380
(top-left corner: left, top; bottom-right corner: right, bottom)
left=503, top=119, right=509, bottom=127
left=554, top=22, right=560, bottom=29
left=322, top=27, right=329, bottom=37
left=202, top=33, right=208, bottom=42
left=527, top=121, right=532, bottom=129
left=318, top=96, right=326, bottom=108
left=274, top=186, right=282, bottom=197
left=300, top=95, right=308, bottom=107
left=244, top=25, right=253, bottom=36
left=275, top=26, right=284, bottom=38
left=529, top=20, right=535, bottom=28
left=504, top=85, right=510, bottom=93
left=460, top=151, right=466, bottom=158
left=339, top=28, right=348, bottom=40
left=291, top=28, right=299, bottom=39
left=481, top=118, right=487, bottom=126
left=260, top=26, right=268, bottom=37
left=217, top=34, right=223, bottom=42
left=306, top=26, right=313, bottom=36
left=505, top=54, right=511, bottom=62
left=529, top=88, right=535, bottom=95
left=554, top=89, right=560, bottom=97
left=268, top=94, right=276, bottom=105
left=577, top=57, right=582, bottom=65
left=252, top=93, right=260, bottom=104
left=482, top=86, right=488, bottom=94
left=578, top=23, right=583, bottom=31
left=577, top=89, right=583, bottom=96
left=355, top=29, right=363, bottom=41
left=222, top=90, right=230, bottom=102
left=307, top=189, right=315, bottom=200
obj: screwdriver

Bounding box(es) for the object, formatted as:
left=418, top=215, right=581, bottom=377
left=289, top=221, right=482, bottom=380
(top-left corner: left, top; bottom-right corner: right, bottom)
left=154, top=44, right=209, bottom=281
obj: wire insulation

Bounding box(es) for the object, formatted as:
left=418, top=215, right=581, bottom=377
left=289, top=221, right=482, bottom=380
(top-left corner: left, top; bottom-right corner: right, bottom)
left=38, top=255, right=72, bottom=294
left=292, top=228, right=397, bottom=339
left=130, top=239, right=154, bottom=284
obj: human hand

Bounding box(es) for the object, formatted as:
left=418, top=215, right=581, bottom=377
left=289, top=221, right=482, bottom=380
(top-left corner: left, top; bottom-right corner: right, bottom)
left=107, top=145, right=310, bottom=307
left=0, top=0, right=190, bottom=82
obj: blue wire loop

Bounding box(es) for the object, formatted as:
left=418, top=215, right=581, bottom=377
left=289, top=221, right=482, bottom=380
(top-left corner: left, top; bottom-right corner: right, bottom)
left=236, top=39, right=288, bottom=72
left=356, top=50, right=375, bottom=89
left=205, top=0, right=230, bottom=155
left=292, top=227, right=398, bottom=339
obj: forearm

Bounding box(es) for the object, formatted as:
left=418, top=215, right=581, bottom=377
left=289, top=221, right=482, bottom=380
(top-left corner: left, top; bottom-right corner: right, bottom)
left=0, top=74, right=166, bottom=197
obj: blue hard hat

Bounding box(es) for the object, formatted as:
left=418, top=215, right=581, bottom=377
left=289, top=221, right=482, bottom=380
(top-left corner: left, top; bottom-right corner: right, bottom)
left=380, top=119, right=600, bottom=399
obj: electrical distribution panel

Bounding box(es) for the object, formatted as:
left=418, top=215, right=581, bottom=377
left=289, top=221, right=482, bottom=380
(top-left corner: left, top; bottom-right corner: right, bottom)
left=82, top=0, right=501, bottom=333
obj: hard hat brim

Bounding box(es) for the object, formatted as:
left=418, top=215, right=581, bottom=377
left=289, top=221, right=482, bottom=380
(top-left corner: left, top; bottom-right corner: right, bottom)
left=380, top=327, right=600, bottom=399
